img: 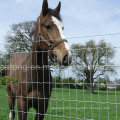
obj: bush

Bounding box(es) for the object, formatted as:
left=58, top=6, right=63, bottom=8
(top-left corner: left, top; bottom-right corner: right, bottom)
left=52, top=77, right=85, bottom=89
left=94, top=83, right=107, bottom=90
left=99, top=83, right=107, bottom=90
left=0, top=77, right=6, bottom=85
left=63, top=77, right=76, bottom=89
left=94, top=79, right=108, bottom=90
left=0, top=76, right=18, bottom=86
left=116, top=85, right=120, bottom=91
left=52, top=77, right=77, bottom=89
left=52, top=77, right=62, bottom=88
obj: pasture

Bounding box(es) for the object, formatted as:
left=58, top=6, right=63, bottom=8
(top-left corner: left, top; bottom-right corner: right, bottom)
left=0, top=86, right=120, bottom=120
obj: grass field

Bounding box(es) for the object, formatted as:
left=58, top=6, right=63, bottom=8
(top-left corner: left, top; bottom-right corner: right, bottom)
left=0, top=86, right=120, bottom=120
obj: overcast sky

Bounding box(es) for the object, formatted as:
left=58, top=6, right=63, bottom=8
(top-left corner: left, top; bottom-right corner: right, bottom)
left=0, top=0, right=120, bottom=79
left=1, top=0, right=120, bottom=45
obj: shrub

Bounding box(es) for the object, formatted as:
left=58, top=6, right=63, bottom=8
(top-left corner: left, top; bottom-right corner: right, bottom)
left=0, top=76, right=18, bottom=86
left=63, top=77, right=76, bottom=89
left=52, top=77, right=76, bottom=89
left=116, top=85, right=120, bottom=91
left=52, top=77, right=60, bottom=88
left=52, top=77, right=85, bottom=89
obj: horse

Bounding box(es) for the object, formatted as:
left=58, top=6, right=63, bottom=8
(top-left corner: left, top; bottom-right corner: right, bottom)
left=6, top=0, right=72, bottom=120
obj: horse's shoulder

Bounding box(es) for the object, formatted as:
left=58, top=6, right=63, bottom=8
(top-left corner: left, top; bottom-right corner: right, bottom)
left=8, top=53, right=31, bottom=65
left=12, top=53, right=30, bottom=59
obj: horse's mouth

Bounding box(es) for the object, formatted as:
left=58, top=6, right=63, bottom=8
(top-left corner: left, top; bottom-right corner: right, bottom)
left=62, top=55, right=72, bottom=66
left=49, top=52, right=57, bottom=62
left=49, top=52, right=72, bottom=66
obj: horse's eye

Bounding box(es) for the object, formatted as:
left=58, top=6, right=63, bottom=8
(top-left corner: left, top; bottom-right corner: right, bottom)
left=45, top=25, right=51, bottom=30
left=62, top=27, right=64, bottom=30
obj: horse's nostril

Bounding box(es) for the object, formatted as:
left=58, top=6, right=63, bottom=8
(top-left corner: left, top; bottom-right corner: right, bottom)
left=62, top=55, right=72, bottom=66
left=63, top=55, right=68, bottom=63
left=49, top=52, right=57, bottom=62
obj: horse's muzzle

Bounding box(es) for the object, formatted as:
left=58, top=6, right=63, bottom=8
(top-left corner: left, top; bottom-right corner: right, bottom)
left=49, top=50, right=72, bottom=66
left=62, top=54, right=72, bottom=66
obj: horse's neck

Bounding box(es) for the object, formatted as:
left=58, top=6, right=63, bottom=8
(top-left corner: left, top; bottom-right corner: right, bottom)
left=36, top=51, right=48, bottom=67
left=32, top=18, right=49, bottom=79
left=32, top=48, right=49, bottom=82
left=32, top=19, right=49, bottom=67
left=32, top=46, right=48, bottom=67
left=31, top=18, right=51, bottom=83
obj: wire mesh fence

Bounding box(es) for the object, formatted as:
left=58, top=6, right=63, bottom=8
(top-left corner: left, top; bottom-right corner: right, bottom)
left=0, top=37, right=120, bottom=120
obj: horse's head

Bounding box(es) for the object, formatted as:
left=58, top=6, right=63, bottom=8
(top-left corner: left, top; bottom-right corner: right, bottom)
left=37, top=0, right=72, bottom=66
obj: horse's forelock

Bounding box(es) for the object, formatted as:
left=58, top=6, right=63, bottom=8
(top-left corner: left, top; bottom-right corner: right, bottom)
left=47, top=8, right=62, bottom=22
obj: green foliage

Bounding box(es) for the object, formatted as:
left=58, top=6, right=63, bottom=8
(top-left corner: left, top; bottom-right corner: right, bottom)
left=52, top=77, right=76, bottom=89
left=5, top=21, right=35, bottom=54
left=63, top=77, right=76, bottom=89
left=0, top=76, right=18, bottom=86
left=52, top=77, right=62, bottom=88
left=0, top=54, right=11, bottom=66
left=116, top=85, right=120, bottom=91
left=52, top=77, right=86, bottom=89
left=98, top=84, right=107, bottom=90
left=94, top=77, right=111, bottom=90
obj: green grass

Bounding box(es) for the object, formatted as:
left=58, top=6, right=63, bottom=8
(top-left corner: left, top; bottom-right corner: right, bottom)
left=0, top=86, right=120, bottom=120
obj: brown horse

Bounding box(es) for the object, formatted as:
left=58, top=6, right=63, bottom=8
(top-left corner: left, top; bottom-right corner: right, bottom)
left=6, top=0, right=72, bottom=120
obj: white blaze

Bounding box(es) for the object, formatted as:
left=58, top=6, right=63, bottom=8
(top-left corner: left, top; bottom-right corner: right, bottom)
left=52, top=16, right=65, bottom=39
left=65, top=42, right=71, bottom=56
left=51, top=16, right=70, bottom=53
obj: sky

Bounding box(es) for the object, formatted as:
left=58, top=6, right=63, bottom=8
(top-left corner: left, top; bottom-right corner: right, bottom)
left=0, top=0, right=120, bottom=80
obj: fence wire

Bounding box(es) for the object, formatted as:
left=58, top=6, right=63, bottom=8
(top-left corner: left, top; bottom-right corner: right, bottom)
left=0, top=36, right=120, bottom=120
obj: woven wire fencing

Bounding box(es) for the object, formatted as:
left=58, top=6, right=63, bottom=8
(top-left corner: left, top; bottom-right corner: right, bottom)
left=0, top=35, right=120, bottom=120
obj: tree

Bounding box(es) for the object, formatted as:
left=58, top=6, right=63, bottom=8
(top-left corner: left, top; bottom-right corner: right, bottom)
left=5, top=21, right=35, bottom=54
left=71, top=40, right=115, bottom=94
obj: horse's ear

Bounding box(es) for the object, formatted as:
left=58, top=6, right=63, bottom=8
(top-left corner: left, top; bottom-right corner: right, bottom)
left=42, top=0, right=48, bottom=16
left=54, top=1, right=61, bottom=13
